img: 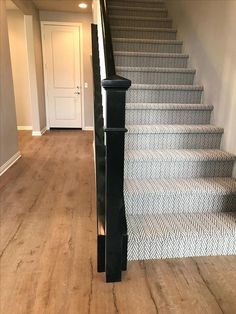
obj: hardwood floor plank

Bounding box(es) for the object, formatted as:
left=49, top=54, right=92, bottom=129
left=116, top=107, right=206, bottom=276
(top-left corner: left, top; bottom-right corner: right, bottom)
left=0, top=130, right=236, bottom=314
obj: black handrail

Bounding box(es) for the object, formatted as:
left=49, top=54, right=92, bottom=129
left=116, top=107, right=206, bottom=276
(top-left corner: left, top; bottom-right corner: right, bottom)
left=99, top=0, right=116, bottom=77
left=99, top=0, right=131, bottom=282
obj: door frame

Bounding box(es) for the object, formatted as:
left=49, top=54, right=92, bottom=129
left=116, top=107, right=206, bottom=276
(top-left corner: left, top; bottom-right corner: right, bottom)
left=41, top=21, right=85, bottom=130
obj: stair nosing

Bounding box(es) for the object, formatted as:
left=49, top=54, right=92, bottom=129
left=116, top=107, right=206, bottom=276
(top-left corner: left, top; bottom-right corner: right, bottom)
left=111, top=0, right=166, bottom=3
left=126, top=103, right=213, bottom=110
left=125, top=149, right=236, bottom=162
left=130, top=84, right=203, bottom=91
left=109, top=5, right=168, bottom=12
left=113, top=38, right=183, bottom=45
left=117, top=66, right=195, bottom=73
left=114, top=51, right=189, bottom=58
left=124, top=177, right=236, bottom=194
left=127, top=124, right=224, bottom=134
left=110, top=15, right=172, bottom=22
left=111, top=26, right=177, bottom=33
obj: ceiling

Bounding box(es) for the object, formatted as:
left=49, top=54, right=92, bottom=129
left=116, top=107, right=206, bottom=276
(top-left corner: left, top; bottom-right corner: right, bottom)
left=32, top=0, right=92, bottom=13
left=6, top=0, right=19, bottom=10
left=6, top=0, right=92, bottom=14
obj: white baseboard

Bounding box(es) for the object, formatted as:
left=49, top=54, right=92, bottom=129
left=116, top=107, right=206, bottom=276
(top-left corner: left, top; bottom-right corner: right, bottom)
left=17, top=126, right=32, bottom=131
left=83, top=126, right=94, bottom=131
left=32, top=126, right=47, bottom=136
left=0, top=151, right=21, bottom=176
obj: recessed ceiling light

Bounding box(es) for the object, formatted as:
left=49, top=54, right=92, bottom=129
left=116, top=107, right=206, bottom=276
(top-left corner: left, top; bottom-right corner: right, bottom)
left=78, top=3, right=88, bottom=9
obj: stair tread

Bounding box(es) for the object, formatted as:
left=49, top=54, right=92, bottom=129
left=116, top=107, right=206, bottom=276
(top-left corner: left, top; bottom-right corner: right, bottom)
left=124, top=177, right=236, bottom=194
left=117, top=66, right=194, bottom=73
left=109, top=5, right=167, bottom=12
left=114, top=51, right=188, bottom=58
left=127, top=124, right=224, bottom=134
left=126, top=103, right=213, bottom=110
left=127, top=211, right=236, bottom=241
left=130, top=84, right=203, bottom=90
left=113, top=38, right=182, bottom=45
left=110, top=15, right=171, bottom=21
left=125, top=149, right=236, bottom=162
left=111, top=26, right=177, bottom=32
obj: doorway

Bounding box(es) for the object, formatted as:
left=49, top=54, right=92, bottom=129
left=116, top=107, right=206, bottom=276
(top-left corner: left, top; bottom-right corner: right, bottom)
left=41, top=23, right=83, bottom=129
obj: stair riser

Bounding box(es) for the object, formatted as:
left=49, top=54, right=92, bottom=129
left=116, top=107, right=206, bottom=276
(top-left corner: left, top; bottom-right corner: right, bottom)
left=125, top=193, right=236, bottom=215
left=109, top=8, right=168, bottom=18
left=127, top=235, right=236, bottom=261
left=124, top=160, right=234, bottom=179
left=115, top=55, right=188, bottom=68
left=125, top=133, right=222, bottom=150
left=126, top=109, right=212, bottom=125
left=111, top=29, right=177, bottom=40
left=109, top=1, right=166, bottom=9
left=113, top=41, right=182, bottom=53
left=127, top=89, right=203, bottom=104
left=118, top=71, right=194, bottom=85
left=110, top=18, right=172, bottom=28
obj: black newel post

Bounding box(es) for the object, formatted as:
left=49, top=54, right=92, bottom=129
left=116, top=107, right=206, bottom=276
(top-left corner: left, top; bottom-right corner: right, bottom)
left=103, top=77, right=131, bottom=282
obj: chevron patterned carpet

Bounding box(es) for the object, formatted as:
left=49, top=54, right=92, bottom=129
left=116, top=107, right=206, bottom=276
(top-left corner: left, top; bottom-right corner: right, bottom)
left=108, top=0, right=236, bottom=261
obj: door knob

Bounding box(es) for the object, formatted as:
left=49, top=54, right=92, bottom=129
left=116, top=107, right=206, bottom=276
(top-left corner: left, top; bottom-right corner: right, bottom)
left=74, top=91, right=80, bottom=94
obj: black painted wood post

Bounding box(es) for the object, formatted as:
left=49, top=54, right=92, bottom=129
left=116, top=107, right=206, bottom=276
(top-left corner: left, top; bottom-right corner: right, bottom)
left=103, top=77, right=131, bottom=282
left=98, top=0, right=131, bottom=282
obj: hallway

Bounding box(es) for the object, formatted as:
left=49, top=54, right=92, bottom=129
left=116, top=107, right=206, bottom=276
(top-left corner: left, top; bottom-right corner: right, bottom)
left=0, top=131, right=236, bottom=314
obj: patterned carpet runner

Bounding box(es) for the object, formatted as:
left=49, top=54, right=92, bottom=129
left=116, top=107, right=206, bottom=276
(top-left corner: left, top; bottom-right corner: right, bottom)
left=108, top=0, right=236, bottom=260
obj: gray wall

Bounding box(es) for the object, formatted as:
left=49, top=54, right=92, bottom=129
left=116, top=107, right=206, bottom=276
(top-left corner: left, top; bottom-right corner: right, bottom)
left=1, top=0, right=47, bottom=171
left=7, top=9, right=32, bottom=128
left=0, top=0, right=19, bottom=168
left=13, top=0, right=47, bottom=133
left=167, top=0, right=236, bottom=177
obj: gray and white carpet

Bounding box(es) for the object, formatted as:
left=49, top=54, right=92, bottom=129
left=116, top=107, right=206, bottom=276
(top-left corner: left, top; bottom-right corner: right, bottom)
left=108, top=0, right=236, bottom=261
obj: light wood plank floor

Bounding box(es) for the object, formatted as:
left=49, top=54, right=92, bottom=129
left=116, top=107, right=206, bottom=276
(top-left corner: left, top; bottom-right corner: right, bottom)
left=1, top=130, right=236, bottom=314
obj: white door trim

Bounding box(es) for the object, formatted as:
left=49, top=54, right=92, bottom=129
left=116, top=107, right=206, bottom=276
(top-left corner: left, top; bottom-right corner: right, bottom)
left=41, top=21, right=85, bottom=130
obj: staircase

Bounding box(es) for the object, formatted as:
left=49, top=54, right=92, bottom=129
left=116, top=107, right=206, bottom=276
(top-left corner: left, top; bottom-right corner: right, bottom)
left=108, top=0, right=236, bottom=261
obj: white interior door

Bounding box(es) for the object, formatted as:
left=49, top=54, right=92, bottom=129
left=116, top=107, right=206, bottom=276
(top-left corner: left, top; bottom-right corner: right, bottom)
left=43, top=24, right=82, bottom=128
